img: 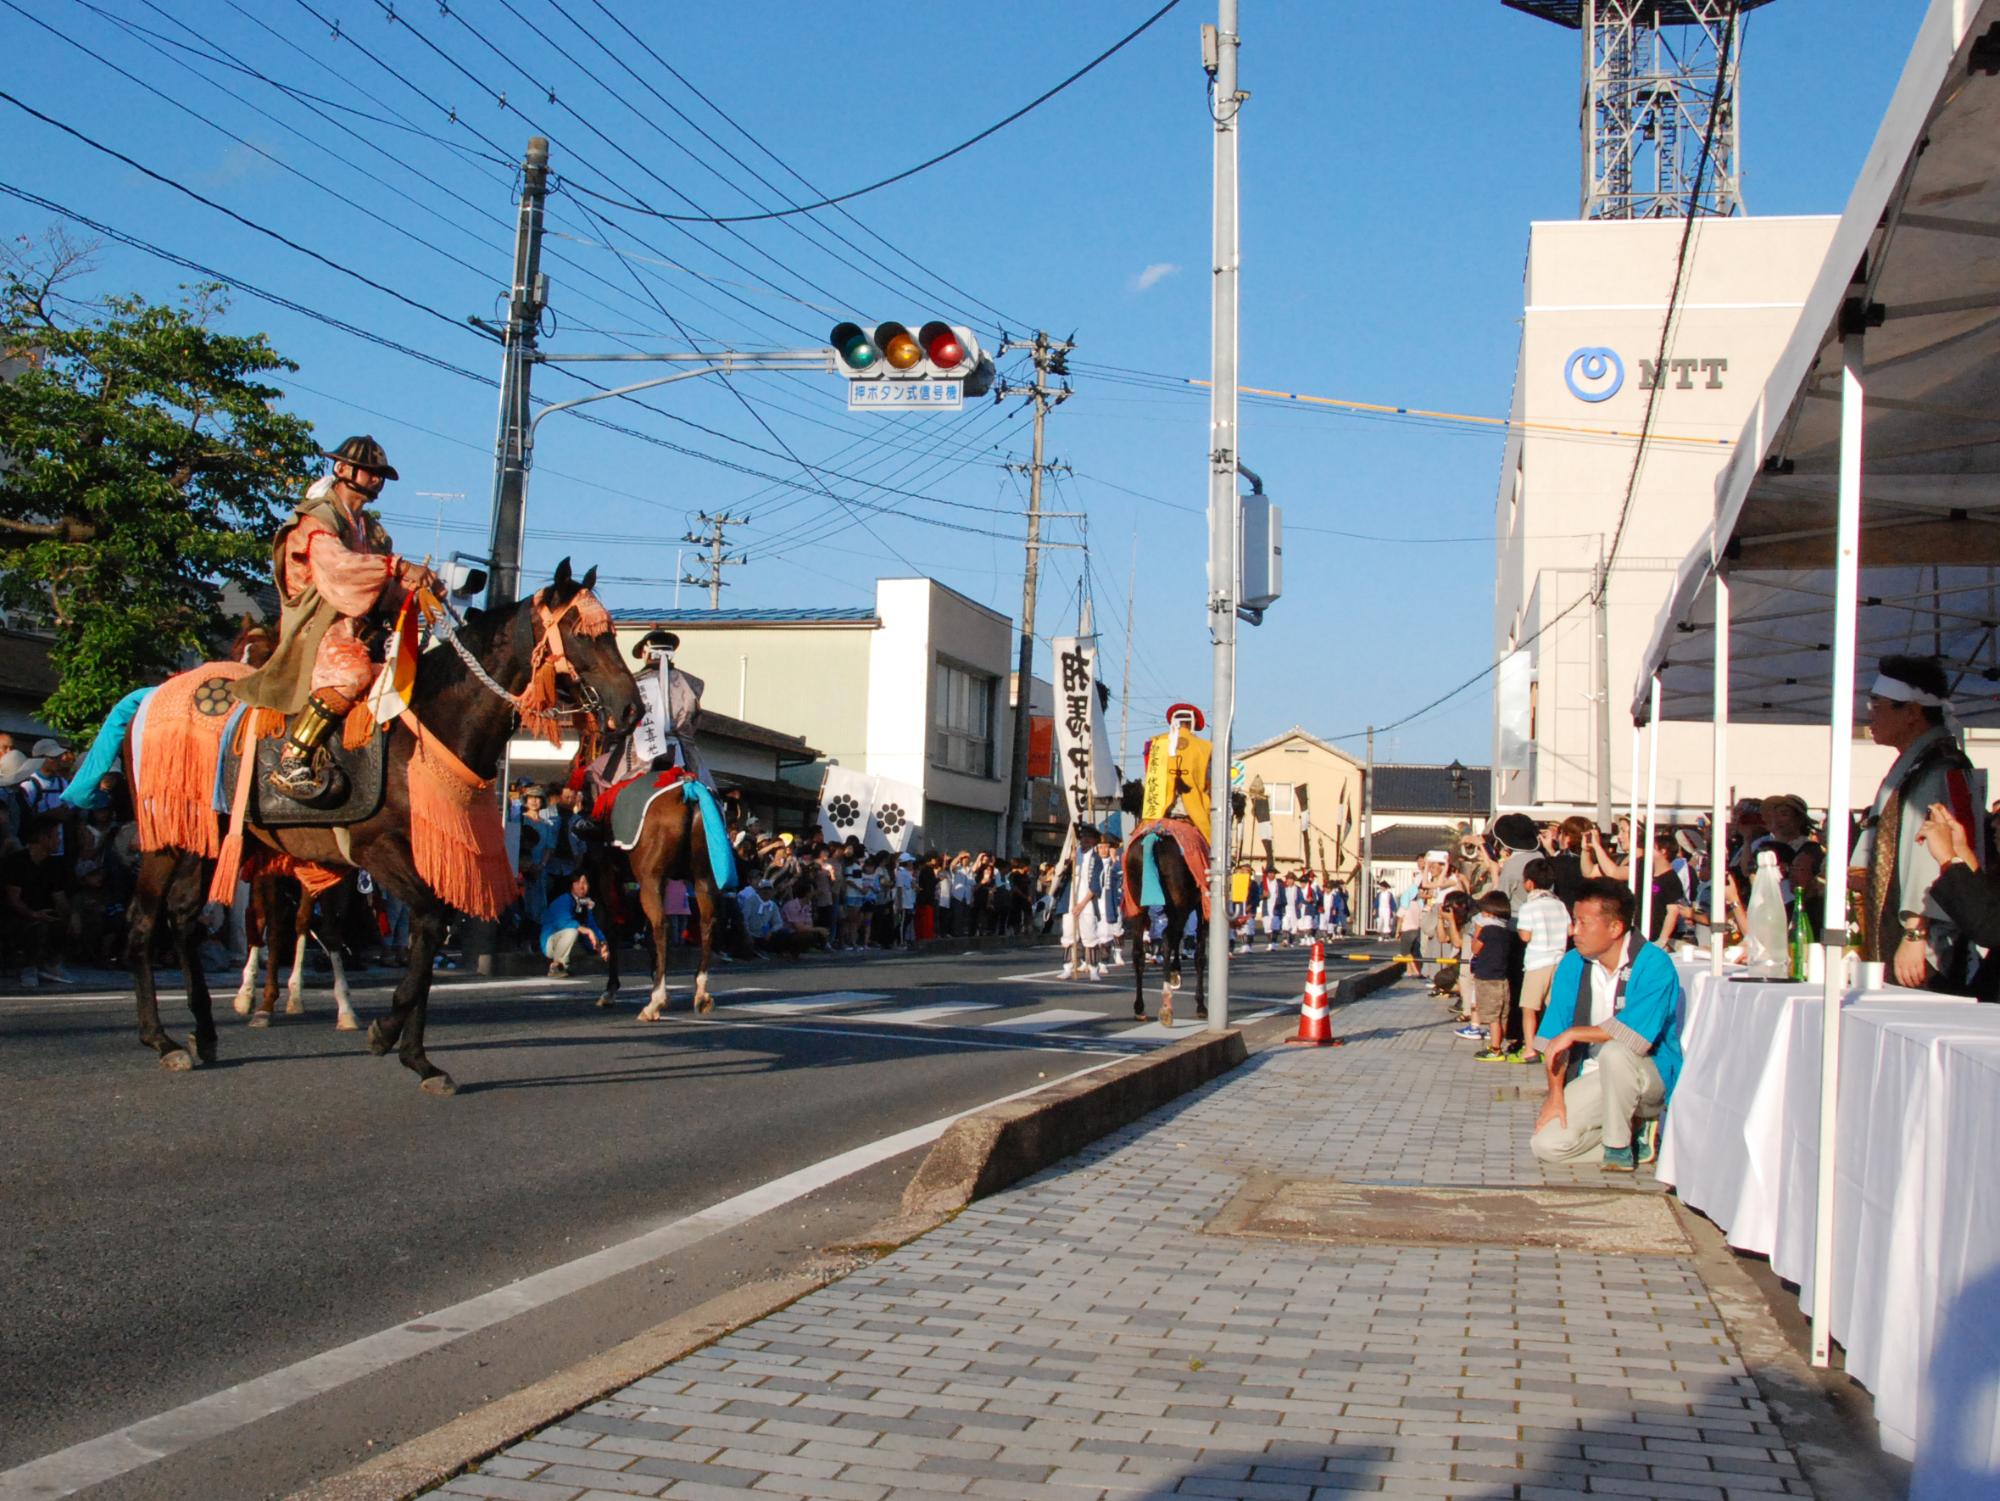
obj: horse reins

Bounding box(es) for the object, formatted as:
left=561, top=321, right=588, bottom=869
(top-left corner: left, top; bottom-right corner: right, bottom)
left=430, top=592, right=605, bottom=726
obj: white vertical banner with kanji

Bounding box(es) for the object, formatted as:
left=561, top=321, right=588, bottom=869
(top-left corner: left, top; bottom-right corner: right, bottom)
left=1052, top=637, right=1117, bottom=832
left=865, top=774, right=925, bottom=853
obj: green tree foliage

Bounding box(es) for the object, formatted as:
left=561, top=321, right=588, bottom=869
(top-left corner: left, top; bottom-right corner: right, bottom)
left=0, top=240, right=318, bottom=734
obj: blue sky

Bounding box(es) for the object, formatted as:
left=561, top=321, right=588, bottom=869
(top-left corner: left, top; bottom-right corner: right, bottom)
left=3, top=0, right=1924, bottom=766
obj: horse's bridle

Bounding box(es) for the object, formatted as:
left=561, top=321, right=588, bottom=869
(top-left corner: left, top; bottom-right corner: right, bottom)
left=432, top=590, right=613, bottom=731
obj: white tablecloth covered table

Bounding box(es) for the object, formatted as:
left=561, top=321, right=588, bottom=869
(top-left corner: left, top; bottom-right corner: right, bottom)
left=1657, top=962, right=2000, bottom=1492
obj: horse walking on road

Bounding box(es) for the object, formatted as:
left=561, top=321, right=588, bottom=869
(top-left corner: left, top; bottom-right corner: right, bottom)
left=106, top=560, right=639, bottom=1094
left=231, top=870, right=362, bottom=1031
left=585, top=778, right=731, bottom=1021
left=1118, top=782, right=1209, bottom=1028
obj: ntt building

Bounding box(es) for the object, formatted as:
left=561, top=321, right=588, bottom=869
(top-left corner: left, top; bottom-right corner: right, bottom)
left=1489, top=1, right=2000, bottom=820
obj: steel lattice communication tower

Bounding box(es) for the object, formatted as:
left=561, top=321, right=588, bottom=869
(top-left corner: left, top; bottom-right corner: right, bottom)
left=1505, top=1, right=1775, bottom=220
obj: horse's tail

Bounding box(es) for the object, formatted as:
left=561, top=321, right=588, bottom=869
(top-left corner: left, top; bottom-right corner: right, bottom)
left=61, top=685, right=155, bottom=811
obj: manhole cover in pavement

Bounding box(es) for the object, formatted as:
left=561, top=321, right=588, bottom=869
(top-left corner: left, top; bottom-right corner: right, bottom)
left=1207, top=1172, right=1689, bottom=1255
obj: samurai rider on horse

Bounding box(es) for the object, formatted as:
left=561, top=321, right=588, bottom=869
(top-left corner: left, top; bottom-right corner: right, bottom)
left=231, top=436, right=442, bottom=805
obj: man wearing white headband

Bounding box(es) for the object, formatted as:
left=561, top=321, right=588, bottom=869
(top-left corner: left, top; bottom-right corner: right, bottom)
left=1854, top=655, right=1979, bottom=988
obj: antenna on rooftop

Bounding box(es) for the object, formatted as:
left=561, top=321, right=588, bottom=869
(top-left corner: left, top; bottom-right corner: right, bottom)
left=1504, top=1, right=1774, bottom=220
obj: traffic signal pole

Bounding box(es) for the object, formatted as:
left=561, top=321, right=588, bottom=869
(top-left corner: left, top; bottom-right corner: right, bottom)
left=1204, top=1, right=1243, bottom=1031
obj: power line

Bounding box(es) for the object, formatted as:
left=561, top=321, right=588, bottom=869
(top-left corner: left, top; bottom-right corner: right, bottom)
left=1325, top=590, right=1594, bottom=743
left=562, top=0, right=1184, bottom=224
left=558, top=0, right=1024, bottom=334
left=0, top=89, right=479, bottom=340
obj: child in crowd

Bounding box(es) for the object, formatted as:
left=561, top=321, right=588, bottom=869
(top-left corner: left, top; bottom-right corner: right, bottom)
left=1513, top=857, right=1570, bottom=1065
left=1468, top=889, right=1519, bottom=1058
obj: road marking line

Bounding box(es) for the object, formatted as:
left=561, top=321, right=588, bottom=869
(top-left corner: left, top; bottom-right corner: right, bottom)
left=716, top=990, right=888, bottom=1013
left=978, top=1008, right=1105, bottom=1033
left=0, top=1058, right=1122, bottom=1501
left=874, top=1002, right=1005, bottom=1025
left=677, top=1013, right=1132, bottom=1055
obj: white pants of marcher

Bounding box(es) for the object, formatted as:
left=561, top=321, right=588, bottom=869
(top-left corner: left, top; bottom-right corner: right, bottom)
left=1062, top=905, right=1103, bottom=949
left=544, top=927, right=589, bottom=967
left=1530, top=1047, right=1665, bottom=1163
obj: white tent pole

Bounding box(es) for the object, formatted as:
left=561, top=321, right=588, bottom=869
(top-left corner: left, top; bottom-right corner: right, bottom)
left=1711, top=569, right=1731, bottom=978
left=1626, top=720, right=1643, bottom=899
left=1641, top=676, right=1662, bottom=941
left=1811, top=327, right=1864, bottom=1370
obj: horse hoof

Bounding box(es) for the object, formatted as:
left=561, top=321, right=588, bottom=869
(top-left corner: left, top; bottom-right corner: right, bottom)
left=335, top=1014, right=361, bottom=1032
left=231, top=993, right=252, bottom=1017
left=420, top=1073, right=458, bottom=1098
left=636, top=1004, right=664, bottom=1023
left=283, top=1000, right=304, bottom=1016
left=694, top=996, right=713, bottom=1016
left=247, top=1011, right=270, bottom=1029
left=160, top=1048, right=195, bottom=1072
left=595, top=992, right=617, bottom=1010
left=366, top=1019, right=393, bottom=1056
left=1133, top=1004, right=1145, bottom=1020
left=193, top=1037, right=218, bottom=1065
left=1160, top=1000, right=1174, bottom=1029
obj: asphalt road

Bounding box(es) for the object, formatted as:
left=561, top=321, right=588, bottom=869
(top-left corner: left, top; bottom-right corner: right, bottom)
left=0, top=937, right=1389, bottom=1501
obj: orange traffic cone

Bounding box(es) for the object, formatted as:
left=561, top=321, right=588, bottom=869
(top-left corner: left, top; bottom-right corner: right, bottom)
left=1288, top=941, right=1337, bottom=1046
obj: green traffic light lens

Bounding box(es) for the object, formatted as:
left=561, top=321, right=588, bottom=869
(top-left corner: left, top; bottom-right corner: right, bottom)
left=831, top=321, right=878, bottom=370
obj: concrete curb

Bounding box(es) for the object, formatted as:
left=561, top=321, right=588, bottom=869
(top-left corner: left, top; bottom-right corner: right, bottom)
left=899, top=1025, right=1251, bottom=1217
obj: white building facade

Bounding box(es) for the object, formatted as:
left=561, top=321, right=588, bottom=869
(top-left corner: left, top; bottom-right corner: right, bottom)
left=1489, top=215, right=2000, bottom=817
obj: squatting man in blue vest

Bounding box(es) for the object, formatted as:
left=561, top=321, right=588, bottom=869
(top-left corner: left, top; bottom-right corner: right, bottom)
left=1530, top=877, right=1684, bottom=1173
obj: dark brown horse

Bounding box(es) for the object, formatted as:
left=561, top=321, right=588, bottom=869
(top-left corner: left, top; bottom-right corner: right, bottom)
left=114, top=561, right=639, bottom=1094
left=587, top=785, right=729, bottom=1020
left=1119, top=783, right=1209, bottom=1028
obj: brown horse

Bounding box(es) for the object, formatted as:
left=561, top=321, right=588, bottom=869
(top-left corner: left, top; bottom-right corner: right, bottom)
left=113, top=560, right=639, bottom=1094
left=587, top=783, right=729, bottom=1020
left=231, top=869, right=363, bottom=1030
left=218, top=616, right=363, bottom=1030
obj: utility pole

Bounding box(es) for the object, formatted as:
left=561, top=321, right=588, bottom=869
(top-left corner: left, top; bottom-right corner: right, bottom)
left=1594, top=540, right=1613, bottom=829
left=681, top=511, right=747, bottom=608
left=1203, top=0, right=1244, bottom=1031
left=1119, top=535, right=1136, bottom=782
left=483, top=137, right=550, bottom=609
left=998, top=330, right=1073, bottom=857
left=1360, top=725, right=1375, bottom=934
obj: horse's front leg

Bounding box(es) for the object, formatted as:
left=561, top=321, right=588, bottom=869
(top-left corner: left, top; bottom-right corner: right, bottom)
left=368, top=897, right=452, bottom=1094
left=1129, top=916, right=1146, bottom=1020
left=635, top=872, right=674, bottom=1022
left=233, top=943, right=260, bottom=1017
left=688, top=873, right=718, bottom=1015
left=1195, top=917, right=1209, bottom=1019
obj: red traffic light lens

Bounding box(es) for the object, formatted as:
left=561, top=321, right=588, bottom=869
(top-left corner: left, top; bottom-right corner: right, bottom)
left=919, top=321, right=966, bottom=371
left=831, top=321, right=878, bottom=370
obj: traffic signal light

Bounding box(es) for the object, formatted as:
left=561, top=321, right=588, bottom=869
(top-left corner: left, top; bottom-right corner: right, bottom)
left=828, top=319, right=994, bottom=399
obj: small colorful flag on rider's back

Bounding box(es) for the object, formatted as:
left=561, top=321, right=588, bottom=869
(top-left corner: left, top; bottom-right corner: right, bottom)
left=366, top=595, right=419, bottom=724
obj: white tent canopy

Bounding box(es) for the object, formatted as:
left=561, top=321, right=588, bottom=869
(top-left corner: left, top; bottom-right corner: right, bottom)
left=1618, top=0, right=2000, bottom=1385
left=1634, top=0, right=2000, bottom=725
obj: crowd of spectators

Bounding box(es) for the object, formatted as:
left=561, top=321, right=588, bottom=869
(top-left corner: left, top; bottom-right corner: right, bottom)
left=502, top=777, right=1063, bottom=973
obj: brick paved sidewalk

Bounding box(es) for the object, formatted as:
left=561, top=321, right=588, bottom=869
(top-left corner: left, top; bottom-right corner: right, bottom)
left=439, top=981, right=1821, bottom=1501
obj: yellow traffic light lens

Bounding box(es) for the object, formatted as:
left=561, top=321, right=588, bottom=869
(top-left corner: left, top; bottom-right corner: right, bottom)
left=884, top=332, right=922, bottom=370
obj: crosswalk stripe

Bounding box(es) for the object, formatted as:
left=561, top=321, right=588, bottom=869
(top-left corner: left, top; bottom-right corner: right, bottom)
left=978, top=1009, right=1106, bottom=1034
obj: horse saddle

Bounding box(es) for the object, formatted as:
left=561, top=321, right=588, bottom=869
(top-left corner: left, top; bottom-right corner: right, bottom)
left=214, top=706, right=389, bottom=828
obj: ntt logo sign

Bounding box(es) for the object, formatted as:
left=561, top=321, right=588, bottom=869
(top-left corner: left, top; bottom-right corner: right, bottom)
left=1563, top=346, right=1729, bottom=402
left=1564, top=347, right=1624, bottom=403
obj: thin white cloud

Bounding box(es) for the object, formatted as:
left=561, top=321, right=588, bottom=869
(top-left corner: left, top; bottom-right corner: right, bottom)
left=1130, top=262, right=1180, bottom=293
